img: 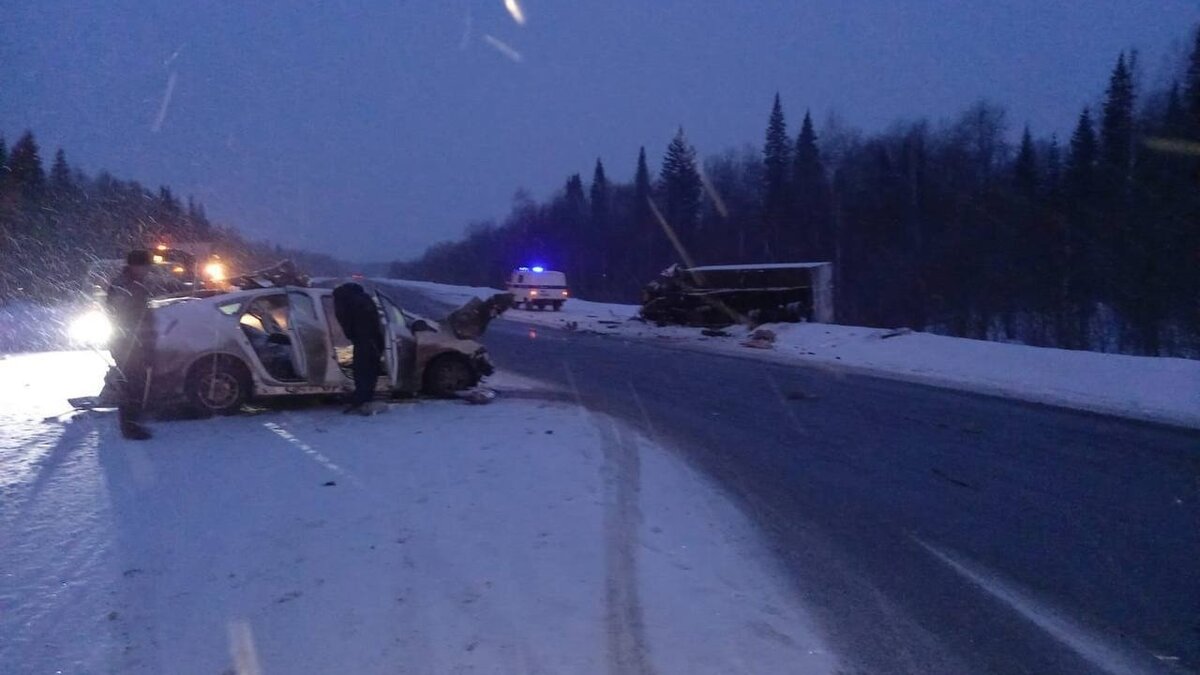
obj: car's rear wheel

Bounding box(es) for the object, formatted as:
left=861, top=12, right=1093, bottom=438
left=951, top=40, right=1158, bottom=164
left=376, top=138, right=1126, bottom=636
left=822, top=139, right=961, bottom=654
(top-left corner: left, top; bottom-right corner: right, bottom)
left=186, top=356, right=251, bottom=415
left=423, top=354, right=477, bottom=397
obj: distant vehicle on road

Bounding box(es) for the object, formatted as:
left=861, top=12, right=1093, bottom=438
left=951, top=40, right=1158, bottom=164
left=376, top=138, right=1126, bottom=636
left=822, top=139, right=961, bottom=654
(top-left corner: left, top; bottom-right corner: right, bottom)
left=84, top=243, right=231, bottom=300
left=506, top=266, right=569, bottom=311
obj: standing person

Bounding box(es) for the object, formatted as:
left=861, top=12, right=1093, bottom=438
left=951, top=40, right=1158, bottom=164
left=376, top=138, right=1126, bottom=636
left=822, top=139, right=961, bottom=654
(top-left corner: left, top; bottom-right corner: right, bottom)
left=332, top=282, right=385, bottom=415
left=106, top=250, right=156, bottom=440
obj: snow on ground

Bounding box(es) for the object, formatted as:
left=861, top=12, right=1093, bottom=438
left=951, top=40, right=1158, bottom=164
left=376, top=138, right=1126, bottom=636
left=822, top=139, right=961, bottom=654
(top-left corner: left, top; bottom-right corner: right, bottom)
left=388, top=279, right=1200, bottom=430
left=0, top=351, right=837, bottom=675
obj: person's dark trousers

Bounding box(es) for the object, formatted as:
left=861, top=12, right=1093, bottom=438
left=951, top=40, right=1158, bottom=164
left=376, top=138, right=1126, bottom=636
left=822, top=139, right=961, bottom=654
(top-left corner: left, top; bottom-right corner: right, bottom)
left=114, top=347, right=151, bottom=435
left=351, top=341, right=381, bottom=406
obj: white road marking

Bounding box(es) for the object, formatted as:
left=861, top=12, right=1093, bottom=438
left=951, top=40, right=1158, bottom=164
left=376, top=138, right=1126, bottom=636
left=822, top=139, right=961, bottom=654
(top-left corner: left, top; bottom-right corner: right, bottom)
left=913, top=536, right=1164, bottom=675
left=228, top=619, right=263, bottom=675
left=263, top=421, right=364, bottom=489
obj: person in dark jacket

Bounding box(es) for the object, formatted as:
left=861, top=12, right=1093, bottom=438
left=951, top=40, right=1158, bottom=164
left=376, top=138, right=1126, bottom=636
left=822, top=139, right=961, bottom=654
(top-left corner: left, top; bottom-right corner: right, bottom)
left=106, top=250, right=157, bottom=440
left=332, top=282, right=385, bottom=414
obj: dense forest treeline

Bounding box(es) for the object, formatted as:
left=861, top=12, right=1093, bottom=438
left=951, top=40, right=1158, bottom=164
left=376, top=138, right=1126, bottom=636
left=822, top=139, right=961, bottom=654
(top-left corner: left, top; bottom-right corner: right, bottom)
left=0, top=137, right=348, bottom=303
left=393, top=28, right=1200, bottom=357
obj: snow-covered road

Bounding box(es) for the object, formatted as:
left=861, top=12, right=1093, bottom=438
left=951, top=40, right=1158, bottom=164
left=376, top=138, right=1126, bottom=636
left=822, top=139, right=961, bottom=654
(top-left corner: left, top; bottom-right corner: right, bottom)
left=0, top=351, right=836, bottom=674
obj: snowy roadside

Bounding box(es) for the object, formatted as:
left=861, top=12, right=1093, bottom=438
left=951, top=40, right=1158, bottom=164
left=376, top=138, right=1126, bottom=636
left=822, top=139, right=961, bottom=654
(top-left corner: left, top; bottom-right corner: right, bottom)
left=0, top=351, right=837, bottom=674
left=386, top=279, right=1200, bottom=430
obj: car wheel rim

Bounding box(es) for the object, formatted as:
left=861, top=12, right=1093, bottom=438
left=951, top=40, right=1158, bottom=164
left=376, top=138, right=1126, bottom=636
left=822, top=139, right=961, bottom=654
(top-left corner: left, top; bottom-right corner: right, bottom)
left=197, top=371, right=239, bottom=409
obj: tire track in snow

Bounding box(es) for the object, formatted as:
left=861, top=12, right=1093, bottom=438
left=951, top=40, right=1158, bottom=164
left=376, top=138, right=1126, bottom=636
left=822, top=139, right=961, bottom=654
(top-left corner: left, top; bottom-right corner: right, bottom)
left=598, top=418, right=656, bottom=675
left=563, top=362, right=656, bottom=675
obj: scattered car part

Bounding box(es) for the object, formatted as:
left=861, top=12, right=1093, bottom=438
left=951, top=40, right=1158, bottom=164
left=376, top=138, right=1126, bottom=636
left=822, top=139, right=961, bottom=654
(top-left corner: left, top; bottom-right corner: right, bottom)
left=444, top=293, right=514, bottom=340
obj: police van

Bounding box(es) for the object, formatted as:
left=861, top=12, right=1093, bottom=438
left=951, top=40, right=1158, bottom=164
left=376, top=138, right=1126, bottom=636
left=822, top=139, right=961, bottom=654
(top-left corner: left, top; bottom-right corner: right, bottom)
left=506, top=267, right=569, bottom=311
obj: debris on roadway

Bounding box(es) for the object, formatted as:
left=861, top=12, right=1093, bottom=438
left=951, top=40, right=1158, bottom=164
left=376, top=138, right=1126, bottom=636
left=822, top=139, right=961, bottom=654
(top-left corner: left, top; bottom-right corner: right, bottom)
left=742, top=327, right=778, bottom=350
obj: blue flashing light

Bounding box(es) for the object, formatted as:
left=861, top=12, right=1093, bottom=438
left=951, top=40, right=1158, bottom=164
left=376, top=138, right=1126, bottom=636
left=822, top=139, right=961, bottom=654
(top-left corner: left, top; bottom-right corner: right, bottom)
left=517, top=266, right=530, bottom=271
left=531, top=266, right=545, bottom=273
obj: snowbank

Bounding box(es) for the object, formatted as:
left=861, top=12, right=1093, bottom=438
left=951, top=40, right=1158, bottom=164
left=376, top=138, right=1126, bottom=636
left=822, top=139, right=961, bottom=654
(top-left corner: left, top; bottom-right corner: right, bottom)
left=386, top=279, right=1200, bottom=430
left=0, top=352, right=836, bottom=674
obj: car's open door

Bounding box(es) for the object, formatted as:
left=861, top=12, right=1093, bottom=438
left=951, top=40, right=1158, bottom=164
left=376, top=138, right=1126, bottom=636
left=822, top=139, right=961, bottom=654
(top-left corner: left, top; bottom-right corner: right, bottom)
left=287, top=290, right=330, bottom=385
left=374, top=291, right=419, bottom=392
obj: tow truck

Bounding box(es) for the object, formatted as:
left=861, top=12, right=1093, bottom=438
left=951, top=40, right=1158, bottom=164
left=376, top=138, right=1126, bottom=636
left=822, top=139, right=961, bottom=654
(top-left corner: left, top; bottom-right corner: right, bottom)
left=83, top=242, right=231, bottom=301
left=73, top=242, right=235, bottom=346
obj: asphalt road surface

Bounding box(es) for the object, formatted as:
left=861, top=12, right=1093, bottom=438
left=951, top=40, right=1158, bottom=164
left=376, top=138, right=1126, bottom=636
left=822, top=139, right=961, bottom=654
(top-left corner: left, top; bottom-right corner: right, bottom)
left=387, top=284, right=1200, bottom=675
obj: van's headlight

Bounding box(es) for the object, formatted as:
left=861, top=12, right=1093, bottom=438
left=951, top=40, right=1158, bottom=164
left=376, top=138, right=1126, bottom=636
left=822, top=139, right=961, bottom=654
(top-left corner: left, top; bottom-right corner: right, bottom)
left=204, top=262, right=226, bottom=282
left=69, top=310, right=112, bottom=347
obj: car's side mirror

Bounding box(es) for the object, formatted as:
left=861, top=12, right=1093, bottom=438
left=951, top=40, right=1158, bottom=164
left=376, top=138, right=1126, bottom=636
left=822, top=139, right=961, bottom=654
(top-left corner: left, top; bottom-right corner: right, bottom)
left=410, top=319, right=437, bottom=333
left=267, top=332, right=292, bottom=345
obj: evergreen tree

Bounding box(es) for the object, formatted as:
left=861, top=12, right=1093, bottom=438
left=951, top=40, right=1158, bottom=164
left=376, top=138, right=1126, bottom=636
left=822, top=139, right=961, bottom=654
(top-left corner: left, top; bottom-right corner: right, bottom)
left=793, top=110, right=832, bottom=259
left=8, top=131, right=46, bottom=201
left=633, top=146, right=658, bottom=275
left=1132, top=80, right=1199, bottom=353
left=50, top=149, right=73, bottom=192
left=1066, top=108, right=1098, bottom=195
left=1040, top=132, right=1068, bottom=332
left=761, top=94, right=792, bottom=258
left=561, top=173, right=588, bottom=280
left=589, top=159, right=611, bottom=289
left=1100, top=53, right=1136, bottom=178
left=1044, top=134, right=1062, bottom=198
left=564, top=174, right=587, bottom=213
left=1008, top=126, right=1043, bottom=324
left=1163, top=82, right=1188, bottom=136
left=0, top=136, right=7, bottom=169
left=1013, top=126, right=1038, bottom=200
left=590, top=159, right=609, bottom=229
left=1063, top=108, right=1101, bottom=346
left=634, top=147, right=652, bottom=211
left=1096, top=55, right=1139, bottom=347
left=158, top=186, right=181, bottom=214
left=659, top=128, right=702, bottom=254
left=1186, top=27, right=1200, bottom=133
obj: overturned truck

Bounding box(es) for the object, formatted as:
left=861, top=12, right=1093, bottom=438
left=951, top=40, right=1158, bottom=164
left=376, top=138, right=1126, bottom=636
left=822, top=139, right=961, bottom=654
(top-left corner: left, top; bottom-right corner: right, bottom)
left=641, top=262, right=834, bottom=327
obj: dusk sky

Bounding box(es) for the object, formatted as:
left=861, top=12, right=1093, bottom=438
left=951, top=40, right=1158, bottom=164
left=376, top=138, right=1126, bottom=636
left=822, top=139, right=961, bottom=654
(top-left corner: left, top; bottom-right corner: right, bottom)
left=4, top=1, right=1198, bottom=262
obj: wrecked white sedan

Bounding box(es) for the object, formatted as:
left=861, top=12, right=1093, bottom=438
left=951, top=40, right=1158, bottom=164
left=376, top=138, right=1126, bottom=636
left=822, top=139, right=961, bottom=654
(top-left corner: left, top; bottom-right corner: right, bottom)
left=82, top=285, right=499, bottom=415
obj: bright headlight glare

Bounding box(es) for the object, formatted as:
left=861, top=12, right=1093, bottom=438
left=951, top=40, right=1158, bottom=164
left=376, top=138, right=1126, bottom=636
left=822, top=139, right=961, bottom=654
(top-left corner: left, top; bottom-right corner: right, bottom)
left=204, top=262, right=226, bottom=281
left=69, top=310, right=112, bottom=346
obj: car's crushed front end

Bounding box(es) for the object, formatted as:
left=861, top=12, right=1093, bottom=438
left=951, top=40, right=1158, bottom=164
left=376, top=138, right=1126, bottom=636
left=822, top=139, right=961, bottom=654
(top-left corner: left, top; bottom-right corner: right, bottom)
left=471, top=346, right=495, bottom=377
